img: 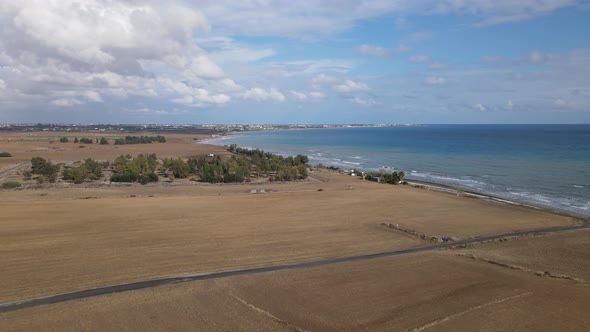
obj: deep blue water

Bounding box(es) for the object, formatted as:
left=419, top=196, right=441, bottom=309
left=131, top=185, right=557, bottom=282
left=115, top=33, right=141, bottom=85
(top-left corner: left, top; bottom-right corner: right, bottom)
left=206, top=125, right=590, bottom=216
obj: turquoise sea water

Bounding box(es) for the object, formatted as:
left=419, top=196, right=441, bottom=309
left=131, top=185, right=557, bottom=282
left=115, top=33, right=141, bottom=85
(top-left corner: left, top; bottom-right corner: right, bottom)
left=206, top=125, right=590, bottom=216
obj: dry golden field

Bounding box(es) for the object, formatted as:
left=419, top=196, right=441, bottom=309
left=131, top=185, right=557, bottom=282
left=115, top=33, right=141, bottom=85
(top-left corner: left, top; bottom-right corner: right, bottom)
left=0, top=131, right=589, bottom=331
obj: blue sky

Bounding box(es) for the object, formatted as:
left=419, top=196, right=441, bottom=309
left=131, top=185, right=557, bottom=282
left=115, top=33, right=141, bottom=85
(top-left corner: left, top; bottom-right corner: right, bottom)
left=1, top=1, right=589, bottom=124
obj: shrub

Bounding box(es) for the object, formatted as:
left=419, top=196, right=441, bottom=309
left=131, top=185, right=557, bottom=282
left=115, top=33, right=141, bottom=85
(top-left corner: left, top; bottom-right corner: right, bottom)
left=1, top=182, right=21, bottom=189
left=0, top=152, right=12, bottom=157
left=79, top=137, right=93, bottom=144
left=31, top=157, right=60, bottom=181
left=223, top=173, right=244, bottom=183
left=59, top=137, right=69, bottom=143
left=99, top=137, right=109, bottom=145
left=110, top=173, right=139, bottom=182
left=63, top=165, right=89, bottom=184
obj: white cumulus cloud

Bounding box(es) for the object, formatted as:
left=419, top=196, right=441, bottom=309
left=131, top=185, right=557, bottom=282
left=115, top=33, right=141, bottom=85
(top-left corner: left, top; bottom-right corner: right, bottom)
left=333, top=80, right=368, bottom=93
left=242, top=88, right=285, bottom=102
left=358, top=44, right=389, bottom=57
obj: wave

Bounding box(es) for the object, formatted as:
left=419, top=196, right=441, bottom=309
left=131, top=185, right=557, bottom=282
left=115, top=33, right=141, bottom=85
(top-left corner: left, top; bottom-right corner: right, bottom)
left=408, top=171, right=486, bottom=186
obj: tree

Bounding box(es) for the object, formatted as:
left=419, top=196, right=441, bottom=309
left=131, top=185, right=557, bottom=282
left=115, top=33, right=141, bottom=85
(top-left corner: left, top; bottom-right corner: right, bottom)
left=100, top=137, right=109, bottom=145
left=74, top=138, right=79, bottom=143
left=165, top=158, right=190, bottom=178
left=59, top=137, right=69, bottom=143
left=69, top=165, right=89, bottom=184
left=84, top=158, right=102, bottom=179
left=30, top=157, right=60, bottom=182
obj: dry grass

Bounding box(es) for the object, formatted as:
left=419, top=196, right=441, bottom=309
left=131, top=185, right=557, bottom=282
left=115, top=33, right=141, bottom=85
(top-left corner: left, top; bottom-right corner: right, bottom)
left=2, top=253, right=589, bottom=331
left=452, top=229, right=590, bottom=281
left=0, top=131, right=586, bottom=331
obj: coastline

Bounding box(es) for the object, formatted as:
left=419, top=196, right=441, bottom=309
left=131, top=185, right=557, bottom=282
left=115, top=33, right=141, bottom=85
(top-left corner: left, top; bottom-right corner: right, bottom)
left=197, top=138, right=589, bottom=222
left=404, top=179, right=590, bottom=222
left=198, top=129, right=590, bottom=218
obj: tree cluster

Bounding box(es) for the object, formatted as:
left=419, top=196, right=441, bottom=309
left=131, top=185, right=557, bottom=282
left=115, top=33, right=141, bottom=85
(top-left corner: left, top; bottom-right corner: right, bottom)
left=62, top=158, right=103, bottom=184
left=114, top=135, right=166, bottom=145
left=30, top=157, right=60, bottom=182
left=227, top=145, right=309, bottom=181
left=366, top=171, right=406, bottom=185
left=110, top=153, right=159, bottom=184
left=78, top=137, right=93, bottom=144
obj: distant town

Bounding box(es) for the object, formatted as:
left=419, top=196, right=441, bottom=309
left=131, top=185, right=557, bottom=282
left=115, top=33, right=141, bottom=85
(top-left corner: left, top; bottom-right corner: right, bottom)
left=0, top=123, right=418, bottom=134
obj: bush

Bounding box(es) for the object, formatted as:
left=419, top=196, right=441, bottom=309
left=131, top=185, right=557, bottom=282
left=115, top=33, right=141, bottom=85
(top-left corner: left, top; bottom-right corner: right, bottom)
left=31, top=157, right=60, bottom=182
left=1, top=182, right=21, bottom=189
left=99, top=137, right=109, bottom=145
left=223, top=173, right=244, bottom=183
left=139, top=173, right=159, bottom=185
left=79, top=137, right=93, bottom=144
left=59, top=137, right=69, bottom=143
left=110, top=173, right=139, bottom=183
left=0, top=152, right=12, bottom=157
left=63, top=165, right=88, bottom=184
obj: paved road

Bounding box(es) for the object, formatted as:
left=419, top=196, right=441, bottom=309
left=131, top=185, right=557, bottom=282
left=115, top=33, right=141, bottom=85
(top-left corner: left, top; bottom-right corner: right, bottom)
left=1, top=218, right=588, bottom=314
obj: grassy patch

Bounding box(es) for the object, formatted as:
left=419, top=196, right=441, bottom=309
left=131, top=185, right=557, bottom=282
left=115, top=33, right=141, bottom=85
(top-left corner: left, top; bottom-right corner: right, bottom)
left=1, top=182, right=21, bottom=189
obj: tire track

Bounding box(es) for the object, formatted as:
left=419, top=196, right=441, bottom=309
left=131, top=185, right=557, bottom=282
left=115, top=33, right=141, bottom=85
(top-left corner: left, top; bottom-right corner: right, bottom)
left=0, top=220, right=588, bottom=314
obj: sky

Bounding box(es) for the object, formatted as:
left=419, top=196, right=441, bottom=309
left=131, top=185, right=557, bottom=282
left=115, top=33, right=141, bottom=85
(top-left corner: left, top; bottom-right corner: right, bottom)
left=0, top=1, right=589, bottom=124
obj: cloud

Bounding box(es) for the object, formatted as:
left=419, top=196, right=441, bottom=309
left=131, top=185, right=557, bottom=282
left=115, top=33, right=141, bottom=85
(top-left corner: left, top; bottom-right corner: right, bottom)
left=195, top=1, right=580, bottom=37
left=352, top=96, right=377, bottom=106
left=410, top=55, right=431, bottom=64
left=197, top=36, right=276, bottom=64
left=429, top=63, right=448, bottom=70
left=506, top=100, right=514, bottom=110
left=397, top=44, right=411, bottom=53
left=128, top=108, right=188, bottom=116
left=290, top=90, right=308, bottom=100
left=0, top=1, right=239, bottom=112
left=527, top=50, right=549, bottom=65
left=358, top=44, right=411, bottom=58
left=424, top=76, right=447, bottom=85
left=358, top=44, right=389, bottom=57
left=474, top=103, right=487, bottom=112
left=50, top=98, right=83, bottom=107
left=333, top=80, right=369, bottom=93
left=308, top=91, right=325, bottom=99
left=172, top=89, right=230, bottom=107
left=265, top=60, right=353, bottom=79
left=554, top=98, right=568, bottom=107
left=189, top=56, right=225, bottom=79
left=242, top=88, right=285, bottom=102
left=290, top=90, right=325, bottom=101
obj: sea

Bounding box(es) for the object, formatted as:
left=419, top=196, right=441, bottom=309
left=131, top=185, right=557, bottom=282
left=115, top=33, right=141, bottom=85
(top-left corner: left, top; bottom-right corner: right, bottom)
left=205, top=125, right=590, bottom=216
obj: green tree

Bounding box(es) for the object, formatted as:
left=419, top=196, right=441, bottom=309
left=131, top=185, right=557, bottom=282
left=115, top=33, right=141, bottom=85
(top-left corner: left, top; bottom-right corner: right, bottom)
left=99, top=137, right=109, bottom=145
left=31, top=157, right=60, bottom=181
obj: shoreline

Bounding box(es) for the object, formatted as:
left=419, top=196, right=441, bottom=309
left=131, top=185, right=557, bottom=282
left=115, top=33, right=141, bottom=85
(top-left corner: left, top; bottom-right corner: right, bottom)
left=404, top=179, right=590, bottom=222
left=199, top=137, right=590, bottom=220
